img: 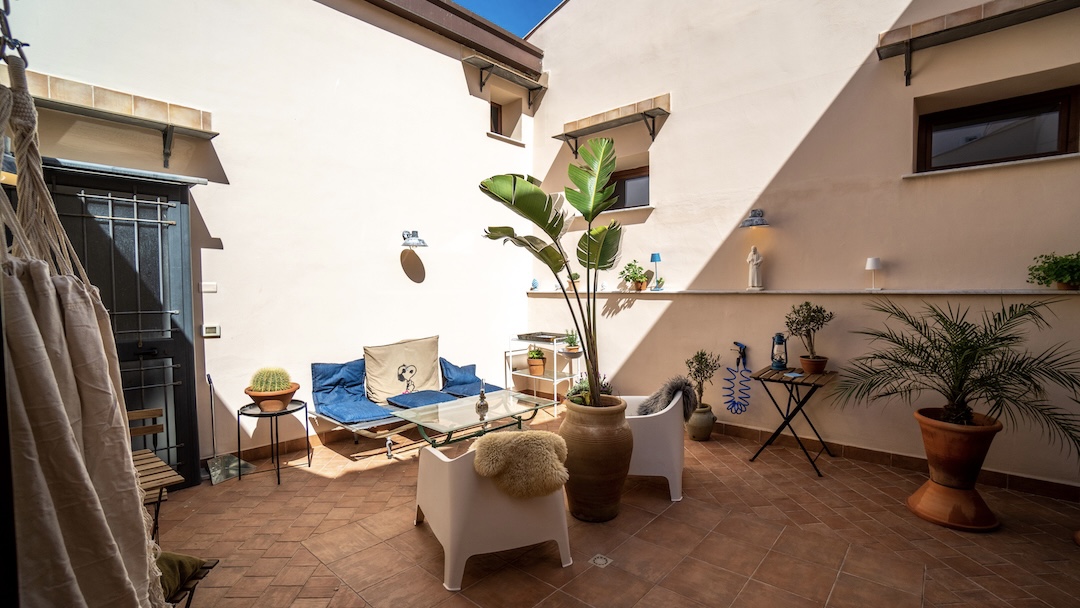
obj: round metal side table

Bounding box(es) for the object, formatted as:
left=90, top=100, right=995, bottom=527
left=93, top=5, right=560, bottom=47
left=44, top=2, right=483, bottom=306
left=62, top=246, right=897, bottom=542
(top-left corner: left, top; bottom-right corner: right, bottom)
left=237, top=399, right=311, bottom=484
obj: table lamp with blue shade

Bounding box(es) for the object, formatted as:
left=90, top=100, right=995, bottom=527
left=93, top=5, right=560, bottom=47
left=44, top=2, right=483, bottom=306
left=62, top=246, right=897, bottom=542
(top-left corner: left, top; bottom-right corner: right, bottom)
left=650, top=252, right=663, bottom=290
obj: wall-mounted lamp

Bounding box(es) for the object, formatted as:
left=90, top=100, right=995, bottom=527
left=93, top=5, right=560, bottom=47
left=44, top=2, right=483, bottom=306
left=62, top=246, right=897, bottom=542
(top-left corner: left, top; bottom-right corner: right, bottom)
left=865, top=257, right=881, bottom=290
left=402, top=230, right=427, bottom=249
left=650, top=252, right=662, bottom=290
left=739, top=209, right=769, bottom=228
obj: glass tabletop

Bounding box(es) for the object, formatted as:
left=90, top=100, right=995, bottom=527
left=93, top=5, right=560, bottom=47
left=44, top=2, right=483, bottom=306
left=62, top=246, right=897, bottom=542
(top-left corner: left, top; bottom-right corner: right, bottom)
left=390, top=390, right=554, bottom=434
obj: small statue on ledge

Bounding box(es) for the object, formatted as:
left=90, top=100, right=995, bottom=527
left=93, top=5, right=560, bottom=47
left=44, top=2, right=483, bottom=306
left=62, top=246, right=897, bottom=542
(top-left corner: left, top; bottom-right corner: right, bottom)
left=747, top=246, right=763, bottom=291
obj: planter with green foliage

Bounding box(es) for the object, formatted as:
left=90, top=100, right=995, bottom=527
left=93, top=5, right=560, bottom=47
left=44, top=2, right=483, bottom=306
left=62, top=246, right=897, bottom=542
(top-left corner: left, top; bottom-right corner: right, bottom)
left=245, top=367, right=299, bottom=412
left=685, top=350, right=723, bottom=441
left=785, top=301, right=835, bottom=374
left=480, top=137, right=631, bottom=522
left=526, top=345, right=546, bottom=376
left=1027, top=251, right=1080, bottom=290
left=836, top=299, right=1080, bottom=531
left=619, top=259, right=649, bottom=291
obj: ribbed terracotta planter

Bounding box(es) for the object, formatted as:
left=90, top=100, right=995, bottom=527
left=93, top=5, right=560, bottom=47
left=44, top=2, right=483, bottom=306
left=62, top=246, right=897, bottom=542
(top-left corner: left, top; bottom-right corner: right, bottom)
left=558, top=395, right=633, bottom=522
left=244, top=382, right=299, bottom=412
left=907, top=407, right=1003, bottom=531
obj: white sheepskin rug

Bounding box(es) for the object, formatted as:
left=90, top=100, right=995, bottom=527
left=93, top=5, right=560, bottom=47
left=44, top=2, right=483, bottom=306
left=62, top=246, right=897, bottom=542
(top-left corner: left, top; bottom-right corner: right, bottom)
left=473, top=431, right=568, bottom=499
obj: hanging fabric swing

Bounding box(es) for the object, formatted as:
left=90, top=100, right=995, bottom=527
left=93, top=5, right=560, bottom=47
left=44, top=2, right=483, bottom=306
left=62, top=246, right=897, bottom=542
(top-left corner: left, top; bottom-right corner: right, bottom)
left=0, top=6, right=169, bottom=606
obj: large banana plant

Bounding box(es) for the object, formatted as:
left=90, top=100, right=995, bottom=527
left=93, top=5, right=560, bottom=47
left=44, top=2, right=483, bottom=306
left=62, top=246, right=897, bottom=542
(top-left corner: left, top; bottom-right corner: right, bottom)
left=480, top=138, right=623, bottom=407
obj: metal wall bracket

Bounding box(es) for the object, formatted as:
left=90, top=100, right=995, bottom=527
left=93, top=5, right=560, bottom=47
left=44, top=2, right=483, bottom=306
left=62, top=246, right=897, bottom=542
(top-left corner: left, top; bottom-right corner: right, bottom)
left=904, top=41, right=912, bottom=87
left=162, top=125, right=175, bottom=168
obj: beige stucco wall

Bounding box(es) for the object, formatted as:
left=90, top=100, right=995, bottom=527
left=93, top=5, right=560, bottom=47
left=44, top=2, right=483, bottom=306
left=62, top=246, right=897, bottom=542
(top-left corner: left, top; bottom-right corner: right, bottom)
left=17, top=0, right=539, bottom=456
left=528, top=0, right=1080, bottom=485
left=12, top=0, right=1080, bottom=487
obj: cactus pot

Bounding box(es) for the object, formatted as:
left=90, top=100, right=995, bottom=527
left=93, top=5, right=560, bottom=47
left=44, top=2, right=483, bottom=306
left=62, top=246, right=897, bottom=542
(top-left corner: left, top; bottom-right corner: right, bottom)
left=245, top=382, right=299, bottom=412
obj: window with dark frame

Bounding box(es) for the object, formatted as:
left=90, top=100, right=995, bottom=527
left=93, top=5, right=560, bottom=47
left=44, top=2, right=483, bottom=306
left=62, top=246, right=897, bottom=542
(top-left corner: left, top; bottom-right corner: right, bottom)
left=609, top=166, right=649, bottom=210
left=917, top=86, right=1080, bottom=172
left=490, top=102, right=503, bottom=135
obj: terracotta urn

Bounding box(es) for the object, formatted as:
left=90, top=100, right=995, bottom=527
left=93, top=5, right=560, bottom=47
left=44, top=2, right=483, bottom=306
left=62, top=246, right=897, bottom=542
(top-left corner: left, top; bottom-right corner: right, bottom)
left=558, top=395, right=633, bottom=522
left=686, top=404, right=716, bottom=441
left=907, top=407, right=1003, bottom=531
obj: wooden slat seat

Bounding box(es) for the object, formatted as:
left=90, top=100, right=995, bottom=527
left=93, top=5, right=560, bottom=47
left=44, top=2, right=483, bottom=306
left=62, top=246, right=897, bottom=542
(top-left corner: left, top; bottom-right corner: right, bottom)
left=128, top=408, right=185, bottom=539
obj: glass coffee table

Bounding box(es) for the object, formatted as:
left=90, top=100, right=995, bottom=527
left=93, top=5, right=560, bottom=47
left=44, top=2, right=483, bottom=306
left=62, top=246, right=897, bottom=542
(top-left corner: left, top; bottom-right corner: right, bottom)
left=390, top=390, right=555, bottom=453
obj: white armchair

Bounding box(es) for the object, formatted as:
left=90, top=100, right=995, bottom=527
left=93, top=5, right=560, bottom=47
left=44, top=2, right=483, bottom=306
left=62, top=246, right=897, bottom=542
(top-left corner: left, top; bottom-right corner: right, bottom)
left=414, top=444, right=572, bottom=591
left=625, top=392, right=685, bottom=501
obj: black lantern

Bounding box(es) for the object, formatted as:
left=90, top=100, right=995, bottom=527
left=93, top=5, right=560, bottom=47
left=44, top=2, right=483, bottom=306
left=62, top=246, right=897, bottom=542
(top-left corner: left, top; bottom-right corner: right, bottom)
left=771, top=332, right=788, bottom=370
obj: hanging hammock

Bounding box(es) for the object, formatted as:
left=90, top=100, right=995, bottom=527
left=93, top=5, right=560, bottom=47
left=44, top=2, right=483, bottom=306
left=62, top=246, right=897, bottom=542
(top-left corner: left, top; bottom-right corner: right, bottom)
left=1, top=24, right=169, bottom=608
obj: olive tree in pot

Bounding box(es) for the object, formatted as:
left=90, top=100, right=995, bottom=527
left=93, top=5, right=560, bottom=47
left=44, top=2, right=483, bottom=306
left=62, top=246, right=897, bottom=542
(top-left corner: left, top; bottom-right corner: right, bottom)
left=480, top=137, right=631, bottom=522
left=685, top=350, right=723, bottom=441
left=785, top=301, right=834, bottom=374
left=836, top=299, right=1080, bottom=531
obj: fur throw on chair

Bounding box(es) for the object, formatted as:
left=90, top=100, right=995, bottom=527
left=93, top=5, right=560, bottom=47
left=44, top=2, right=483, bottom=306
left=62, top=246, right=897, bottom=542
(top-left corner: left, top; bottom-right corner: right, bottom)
left=473, top=431, right=569, bottom=499
left=635, top=375, right=698, bottom=420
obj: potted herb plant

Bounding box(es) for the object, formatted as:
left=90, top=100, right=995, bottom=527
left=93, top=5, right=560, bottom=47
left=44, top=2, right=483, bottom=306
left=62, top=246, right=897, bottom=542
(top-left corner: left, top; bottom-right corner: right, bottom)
left=836, top=299, right=1080, bottom=531
left=526, top=344, right=546, bottom=376
left=567, top=271, right=581, bottom=290
left=619, top=259, right=649, bottom=291
left=480, top=137, right=632, bottom=522
left=785, top=301, right=835, bottom=374
left=563, top=329, right=580, bottom=353
left=1027, top=251, right=1080, bottom=290
left=244, top=367, right=299, bottom=412
left=685, top=350, right=723, bottom=441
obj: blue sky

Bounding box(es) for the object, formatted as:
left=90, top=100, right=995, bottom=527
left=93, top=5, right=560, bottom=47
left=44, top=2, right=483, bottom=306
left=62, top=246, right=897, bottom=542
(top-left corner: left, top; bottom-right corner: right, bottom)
left=452, top=0, right=562, bottom=37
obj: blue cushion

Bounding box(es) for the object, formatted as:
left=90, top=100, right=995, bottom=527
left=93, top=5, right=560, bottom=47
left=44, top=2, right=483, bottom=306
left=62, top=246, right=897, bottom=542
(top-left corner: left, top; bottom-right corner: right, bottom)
left=311, top=358, right=366, bottom=405
left=440, top=357, right=480, bottom=387
left=387, top=390, right=458, bottom=409
left=443, top=381, right=503, bottom=398
left=316, top=396, right=395, bottom=425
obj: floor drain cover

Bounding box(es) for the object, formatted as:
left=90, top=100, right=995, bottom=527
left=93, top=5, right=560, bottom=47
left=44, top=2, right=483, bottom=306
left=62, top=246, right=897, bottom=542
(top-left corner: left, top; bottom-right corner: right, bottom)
left=589, top=554, right=612, bottom=568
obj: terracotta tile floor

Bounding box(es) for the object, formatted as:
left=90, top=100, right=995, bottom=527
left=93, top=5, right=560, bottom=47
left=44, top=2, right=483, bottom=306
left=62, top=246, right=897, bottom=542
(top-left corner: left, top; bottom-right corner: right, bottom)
left=161, top=412, right=1080, bottom=608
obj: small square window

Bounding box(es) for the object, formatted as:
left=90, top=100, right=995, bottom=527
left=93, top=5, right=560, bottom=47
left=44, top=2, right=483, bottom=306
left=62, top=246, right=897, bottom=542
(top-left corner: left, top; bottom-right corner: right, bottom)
left=917, top=86, right=1079, bottom=172
left=609, top=167, right=649, bottom=210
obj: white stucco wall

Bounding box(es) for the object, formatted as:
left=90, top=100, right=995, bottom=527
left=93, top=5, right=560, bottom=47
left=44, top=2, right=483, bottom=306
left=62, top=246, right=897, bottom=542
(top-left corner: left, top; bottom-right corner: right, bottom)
left=528, top=0, right=1080, bottom=486
left=17, top=0, right=538, bottom=456
left=12, top=0, right=1080, bottom=487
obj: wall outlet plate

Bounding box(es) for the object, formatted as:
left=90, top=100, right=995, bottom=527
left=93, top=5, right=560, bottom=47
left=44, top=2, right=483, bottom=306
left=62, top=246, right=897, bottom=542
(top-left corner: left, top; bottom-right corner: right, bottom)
left=202, top=324, right=221, bottom=338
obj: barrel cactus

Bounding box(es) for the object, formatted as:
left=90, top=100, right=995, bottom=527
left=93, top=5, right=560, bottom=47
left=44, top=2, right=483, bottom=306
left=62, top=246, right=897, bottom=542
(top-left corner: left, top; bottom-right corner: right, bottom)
left=249, top=367, right=292, bottom=392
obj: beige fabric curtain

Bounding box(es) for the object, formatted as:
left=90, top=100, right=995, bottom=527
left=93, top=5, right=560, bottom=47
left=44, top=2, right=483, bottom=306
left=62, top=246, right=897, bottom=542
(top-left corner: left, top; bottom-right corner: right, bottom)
left=2, top=56, right=166, bottom=607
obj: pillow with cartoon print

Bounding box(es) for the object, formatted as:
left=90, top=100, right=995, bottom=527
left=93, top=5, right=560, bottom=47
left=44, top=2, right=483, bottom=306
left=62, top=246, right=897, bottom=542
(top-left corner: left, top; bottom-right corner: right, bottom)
left=364, top=336, right=440, bottom=404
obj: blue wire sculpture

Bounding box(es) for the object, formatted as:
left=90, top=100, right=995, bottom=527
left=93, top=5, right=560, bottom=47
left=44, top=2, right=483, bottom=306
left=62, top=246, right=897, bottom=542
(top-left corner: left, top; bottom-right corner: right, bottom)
left=722, top=342, right=752, bottom=414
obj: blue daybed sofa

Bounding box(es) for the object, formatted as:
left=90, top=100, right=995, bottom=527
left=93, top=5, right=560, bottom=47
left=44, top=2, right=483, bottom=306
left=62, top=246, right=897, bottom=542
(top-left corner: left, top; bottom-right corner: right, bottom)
left=310, top=357, right=502, bottom=454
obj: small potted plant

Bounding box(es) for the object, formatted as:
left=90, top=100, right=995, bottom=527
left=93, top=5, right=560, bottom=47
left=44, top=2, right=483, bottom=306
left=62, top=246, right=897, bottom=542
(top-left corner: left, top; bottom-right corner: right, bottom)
left=567, top=271, right=581, bottom=290
left=565, top=373, right=612, bottom=404
left=563, top=329, right=580, bottom=353
left=685, top=350, right=723, bottom=441
left=527, top=344, right=546, bottom=376
left=1027, top=251, right=1080, bottom=290
left=652, top=276, right=665, bottom=291
left=244, top=367, right=299, bottom=412
left=785, top=301, right=834, bottom=374
left=619, top=259, right=649, bottom=291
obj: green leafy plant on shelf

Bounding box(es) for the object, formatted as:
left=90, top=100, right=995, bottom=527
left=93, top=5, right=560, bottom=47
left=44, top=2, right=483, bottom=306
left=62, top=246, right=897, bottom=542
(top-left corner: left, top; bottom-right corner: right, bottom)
left=618, top=259, right=648, bottom=287
left=564, top=329, right=579, bottom=349
left=685, top=350, right=723, bottom=404
left=249, top=367, right=292, bottom=392
left=480, top=137, right=624, bottom=406
left=527, top=345, right=545, bottom=360
left=1027, top=252, right=1080, bottom=289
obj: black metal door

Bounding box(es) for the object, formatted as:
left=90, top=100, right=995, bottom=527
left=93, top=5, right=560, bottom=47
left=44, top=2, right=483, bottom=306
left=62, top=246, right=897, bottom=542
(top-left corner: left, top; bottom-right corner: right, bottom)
left=43, top=169, right=200, bottom=489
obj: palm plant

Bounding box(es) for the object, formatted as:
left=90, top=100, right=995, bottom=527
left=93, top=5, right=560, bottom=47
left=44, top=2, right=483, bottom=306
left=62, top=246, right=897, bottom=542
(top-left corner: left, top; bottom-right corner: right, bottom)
left=836, top=299, right=1080, bottom=458
left=480, top=138, right=623, bottom=406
